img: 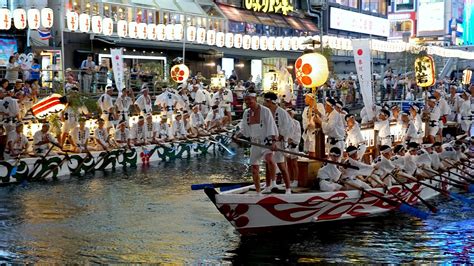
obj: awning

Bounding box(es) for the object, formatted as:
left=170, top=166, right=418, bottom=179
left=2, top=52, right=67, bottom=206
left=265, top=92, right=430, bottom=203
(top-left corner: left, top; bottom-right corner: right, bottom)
left=218, top=4, right=261, bottom=24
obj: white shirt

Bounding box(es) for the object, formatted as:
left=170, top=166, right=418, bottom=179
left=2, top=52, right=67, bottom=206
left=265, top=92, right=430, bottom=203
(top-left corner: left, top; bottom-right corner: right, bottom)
left=94, top=127, right=109, bottom=146
left=172, top=119, right=187, bottom=138
left=288, top=118, right=301, bottom=145
left=437, top=98, right=450, bottom=117
left=240, top=105, right=278, bottom=143
left=1, top=96, right=20, bottom=118
left=6, top=131, right=28, bottom=154
left=341, top=157, right=373, bottom=180
left=273, top=106, right=293, bottom=140
left=401, top=121, right=418, bottom=143
left=346, top=122, right=365, bottom=146
left=130, top=123, right=146, bottom=141
left=33, top=130, right=57, bottom=152
left=317, top=163, right=341, bottom=182
left=157, top=122, right=172, bottom=139
left=135, top=95, right=153, bottom=115
left=71, top=127, right=90, bottom=146
left=321, top=109, right=345, bottom=139
left=115, top=95, right=132, bottom=113
left=190, top=112, right=205, bottom=128
left=98, top=93, right=114, bottom=113
left=205, top=110, right=223, bottom=124
left=114, top=128, right=130, bottom=143
left=374, top=119, right=390, bottom=138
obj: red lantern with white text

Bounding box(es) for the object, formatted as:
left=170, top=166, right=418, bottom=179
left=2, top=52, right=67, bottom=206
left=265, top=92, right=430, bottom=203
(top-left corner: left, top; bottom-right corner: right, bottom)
left=294, top=52, right=329, bottom=88
left=170, top=64, right=190, bottom=83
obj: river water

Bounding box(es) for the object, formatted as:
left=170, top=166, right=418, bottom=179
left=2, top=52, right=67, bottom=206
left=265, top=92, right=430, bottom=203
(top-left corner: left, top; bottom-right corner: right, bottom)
left=0, top=150, right=473, bottom=263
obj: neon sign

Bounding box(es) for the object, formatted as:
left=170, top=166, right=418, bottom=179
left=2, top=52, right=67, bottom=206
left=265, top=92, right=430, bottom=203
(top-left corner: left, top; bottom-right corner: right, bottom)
left=243, top=0, right=294, bottom=15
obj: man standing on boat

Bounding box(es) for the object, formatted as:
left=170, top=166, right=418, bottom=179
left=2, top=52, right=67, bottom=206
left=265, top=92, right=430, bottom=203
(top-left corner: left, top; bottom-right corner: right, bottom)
left=115, top=89, right=132, bottom=123
left=134, top=87, right=153, bottom=116
left=33, top=123, right=60, bottom=156
left=262, top=92, right=293, bottom=193
left=425, top=96, right=441, bottom=143
left=233, top=89, right=280, bottom=194
left=98, top=86, right=114, bottom=130
left=286, top=108, right=301, bottom=188
left=314, top=98, right=345, bottom=152
left=345, top=114, right=367, bottom=161
left=374, top=109, right=392, bottom=147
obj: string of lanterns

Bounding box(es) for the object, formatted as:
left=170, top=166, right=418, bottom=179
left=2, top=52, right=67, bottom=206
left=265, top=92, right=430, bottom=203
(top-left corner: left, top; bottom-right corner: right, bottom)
left=0, top=7, right=53, bottom=30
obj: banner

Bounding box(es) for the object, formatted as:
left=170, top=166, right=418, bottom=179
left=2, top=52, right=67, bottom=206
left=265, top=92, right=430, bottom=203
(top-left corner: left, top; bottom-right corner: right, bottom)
left=352, top=39, right=374, bottom=120
left=110, top=48, right=124, bottom=94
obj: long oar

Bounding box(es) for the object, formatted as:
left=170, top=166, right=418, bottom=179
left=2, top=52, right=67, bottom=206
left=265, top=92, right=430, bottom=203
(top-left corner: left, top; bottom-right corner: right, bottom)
left=389, top=173, right=438, bottom=213
left=443, top=160, right=474, bottom=180
left=8, top=155, right=23, bottom=178
left=342, top=181, right=429, bottom=219
left=421, top=167, right=469, bottom=186
left=71, top=149, right=94, bottom=175
left=209, top=138, right=236, bottom=156
left=35, top=153, right=70, bottom=181
left=26, top=145, right=54, bottom=181
left=191, top=181, right=256, bottom=191
left=397, top=171, right=474, bottom=205
left=422, top=167, right=474, bottom=192
left=234, top=138, right=359, bottom=170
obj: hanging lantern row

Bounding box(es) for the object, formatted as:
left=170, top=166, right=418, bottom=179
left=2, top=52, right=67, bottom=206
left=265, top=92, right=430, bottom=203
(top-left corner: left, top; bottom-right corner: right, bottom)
left=0, top=8, right=53, bottom=30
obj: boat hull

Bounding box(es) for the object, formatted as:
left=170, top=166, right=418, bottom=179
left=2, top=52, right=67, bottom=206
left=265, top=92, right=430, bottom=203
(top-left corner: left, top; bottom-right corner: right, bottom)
left=0, top=134, right=232, bottom=184
left=207, top=179, right=452, bottom=235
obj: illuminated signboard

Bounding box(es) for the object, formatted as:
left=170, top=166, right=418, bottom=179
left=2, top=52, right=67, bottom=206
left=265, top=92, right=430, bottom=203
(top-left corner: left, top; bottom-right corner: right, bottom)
left=243, top=0, right=294, bottom=15
left=417, top=0, right=446, bottom=37
left=329, top=7, right=390, bottom=37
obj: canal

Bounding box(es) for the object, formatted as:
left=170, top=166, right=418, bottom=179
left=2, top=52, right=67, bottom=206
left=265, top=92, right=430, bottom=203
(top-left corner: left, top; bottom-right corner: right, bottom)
left=0, top=150, right=473, bottom=263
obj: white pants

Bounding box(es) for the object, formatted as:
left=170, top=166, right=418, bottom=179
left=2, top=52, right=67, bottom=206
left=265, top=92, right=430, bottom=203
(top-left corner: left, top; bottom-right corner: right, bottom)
left=357, top=144, right=367, bottom=161
left=320, top=179, right=343, bottom=192
left=345, top=178, right=372, bottom=190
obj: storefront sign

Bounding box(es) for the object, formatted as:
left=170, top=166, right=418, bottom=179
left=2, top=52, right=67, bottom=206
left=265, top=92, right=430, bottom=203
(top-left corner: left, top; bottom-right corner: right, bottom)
left=243, top=0, right=294, bottom=15
left=329, top=7, right=389, bottom=37
left=417, top=0, right=445, bottom=36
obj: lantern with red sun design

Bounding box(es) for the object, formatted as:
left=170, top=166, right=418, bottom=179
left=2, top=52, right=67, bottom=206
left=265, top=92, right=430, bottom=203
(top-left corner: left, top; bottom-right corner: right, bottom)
left=294, top=52, right=329, bottom=89
left=170, top=64, right=189, bottom=83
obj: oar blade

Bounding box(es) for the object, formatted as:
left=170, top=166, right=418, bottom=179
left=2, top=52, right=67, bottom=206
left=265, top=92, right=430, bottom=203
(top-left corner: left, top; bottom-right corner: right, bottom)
left=449, top=192, right=474, bottom=205
left=220, top=184, right=243, bottom=192
left=10, top=167, right=17, bottom=177
left=398, top=203, right=430, bottom=220
left=191, top=183, right=214, bottom=190
left=468, top=185, right=474, bottom=193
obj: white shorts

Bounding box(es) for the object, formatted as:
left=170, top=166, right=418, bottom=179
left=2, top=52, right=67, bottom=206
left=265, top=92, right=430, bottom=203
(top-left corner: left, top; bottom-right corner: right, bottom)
left=428, top=126, right=439, bottom=137
left=221, top=104, right=231, bottom=113
left=304, top=138, right=315, bottom=153
left=250, top=145, right=273, bottom=166
left=273, top=141, right=287, bottom=164
left=285, top=145, right=300, bottom=159
left=320, top=180, right=342, bottom=192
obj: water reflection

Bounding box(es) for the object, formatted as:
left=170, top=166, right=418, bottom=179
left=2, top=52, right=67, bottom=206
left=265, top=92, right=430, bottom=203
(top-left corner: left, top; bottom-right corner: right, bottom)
left=0, top=151, right=472, bottom=263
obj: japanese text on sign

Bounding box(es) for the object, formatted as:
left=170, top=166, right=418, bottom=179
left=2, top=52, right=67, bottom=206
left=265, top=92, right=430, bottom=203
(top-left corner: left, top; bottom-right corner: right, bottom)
left=244, top=0, right=294, bottom=15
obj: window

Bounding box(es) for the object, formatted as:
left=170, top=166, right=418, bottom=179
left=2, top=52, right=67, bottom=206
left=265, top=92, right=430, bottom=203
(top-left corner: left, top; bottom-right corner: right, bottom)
left=361, top=0, right=387, bottom=15
left=394, top=0, right=415, bottom=12
left=329, top=0, right=357, bottom=8
left=389, top=19, right=413, bottom=38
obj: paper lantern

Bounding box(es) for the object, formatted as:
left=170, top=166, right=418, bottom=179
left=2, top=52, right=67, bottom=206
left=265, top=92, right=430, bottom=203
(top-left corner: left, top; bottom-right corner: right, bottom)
left=283, top=37, right=291, bottom=50
left=165, top=24, right=175, bottom=40
left=234, top=34, right=242, bottom=49
left=32, top=94, right=67, bottom=119
left=196, top=27, right=206, bottom=43
left=27, top=9, right=40, bottom=30
left=41, top=8, right=54, bottom=28
left=102, top=18, right=114, bottom=36
left=13, top=9, right=27, bottom=30
left=187, top=26, right=196, bottom=42
left=414, top=55, right=435, bottom=87
left=463, top=69, right=472, bottom=85
left=216, top=32, right=225, bottom=47
left=294, top=52, right=329, bottom=88
left=174, top=24, right=183, bottom=40
left=275, top=37, right=283, bottom=51
left=128, top=22, right=138, bottom=38
left=290, top=37, right=299, bottom=51
left=66, top=11, right=78, bottom=31
left=0, top=9, right=11, bottom=30
left=298, top=36, right=308, bottom=50
left=262, top=70, right=280, bottom=92
left=225, top=33, right=234, bottom=48
left=147, top=24, right=157, bottom=40
left=260, top=36, right=268, bottom=50
left=79, top=14, right=91, bottom=33
left=91, top=16, right=102, bottom=34
left=157, top=24, right=165, bottom=40
left=170, top=64, right=190, bottom=83
left=117, top=20, right=127, bottom=37
left=243, top=35, right=251, bottom=49
left=251, top=35, right=260, bottom=50
left=137, top=23, right=147, bottom=39
left=268, top=37, right=276, bottom=51
left=207, top=29, right=216, bottom=46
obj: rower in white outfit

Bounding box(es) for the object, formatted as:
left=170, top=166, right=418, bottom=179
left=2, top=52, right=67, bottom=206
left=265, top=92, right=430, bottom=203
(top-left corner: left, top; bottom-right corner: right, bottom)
left=70, top=118, right=91, bottom=153
left=233, top=90, right=282, bottom=194
left=114, top=120, right=131, bottom=148
left=4, top=123, right=29, bottom=160
left=33, top=123, right=60, bottom=156
left=190, top=105, right=208, bottom=136
left=93, top=118, right=110, bottom=151
left=286, top=108, right=301, bottom=188
left=317, top=147, right=343, bottom=192
left=340, top=146, right=373, bottom=190
left=134, top=88, right=153, bottom=116
left=302, top=94, right=318, bottom=157
left=263, top=92, right=293, bottom=192
left=144, top=114, right=159, bottom=144
left=157, top=115, right=173, bottom=142
left=345, top=114, right=367, bottom=161
left=130, top=116, right=147, bottom=146
left=315, top=98, right=345, bottom=152
left=372, top=145, right=397, bottom=187
left=172, top=112, right=188, bottom=139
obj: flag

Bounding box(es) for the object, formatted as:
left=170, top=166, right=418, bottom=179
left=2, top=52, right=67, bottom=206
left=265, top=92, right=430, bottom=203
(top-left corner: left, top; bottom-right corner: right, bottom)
left=37, top=29, right=52, bottom=40
left=111, top=48, right=124, bottom=94
left=352, top=39, right=374, bottom=120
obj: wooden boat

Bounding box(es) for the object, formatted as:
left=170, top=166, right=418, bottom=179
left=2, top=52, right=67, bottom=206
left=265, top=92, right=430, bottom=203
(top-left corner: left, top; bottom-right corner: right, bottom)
left=203, top=170, right=465, bottom=235
left=0, top=133, right=232, bottom=185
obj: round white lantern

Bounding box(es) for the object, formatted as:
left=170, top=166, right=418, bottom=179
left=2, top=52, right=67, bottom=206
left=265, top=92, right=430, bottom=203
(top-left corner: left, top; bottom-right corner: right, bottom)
left=165, top=24, right=175, bottom=40
left=242, top=35, right=251, bottom=50
left=294, top=52, right=329, bottom=88
left=174, top=24, right=183, bottom=40
left=91, top=16, right=102, bottom=34
left=170, top=64, right=190, bottom=83
left=290, top=37, right=299, bottom=51
left=66, top=11, right=79, bottom=32
left=147, top=24, right=157, bottom=40
left=216, top=32, right=225, bottom=47
left=157, top=24, right=165, bottom=40
left=13, top=9, right=27, bottom=30
left=128, top=22, right=138, bottom=38
left=251, top=35, right=260, bottom=50
left=260, top=36, right=268, bottom=50
left=225, top=33, right=234, bottom=48
left=117, top=20, right=127, bottom=37
left=283, top=37, right=291, bottom=50
left=137, top=23, right=147, bottom=39
left=41, top=8, right=54, bottom=28
left=102, top=18, right=113, bottom=36
left=79, top=14, right=91, bottom=33
left=268, top=36, right=276, bottom=51
left=275, top=37, right=283, bottom=51
left=187, top=26, right=196, bottom=42
left=0, top=9, right=11, bottom=30
left=234, top=34, right=242, bottom=49
left=196, top=27, right=206, bottom=43
left=207, top=30, right=216, bottom=46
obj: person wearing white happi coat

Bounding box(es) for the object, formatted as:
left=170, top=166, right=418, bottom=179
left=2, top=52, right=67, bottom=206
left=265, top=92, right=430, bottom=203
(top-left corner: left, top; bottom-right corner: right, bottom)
left=458, top=91, right=472, bottom=133
left=425, top=96, right=441, bottom=143
left=425, top=143, right=442, bottom=171
left=374, top=109, right=392, bottom=146
left=172, top=113, right=187, bottom=139
left=372, top=145, right=397, bottom=187
left=234, top=90, right=281, bottom=194
left=157, top=116, right=173, bottom=141
left=33, top=123, right=59, bottom=156
left=93, top=118, right=110, bottom=151
left=114, top=120, right=131, bottom=148
left=1, top=89, right=20, bottom=133
left=191, top=85, right=209, bottom=116
left=70, top=119, right=91, bottom=152
left=302, top=95, right=318, bottom=156
left=360, top=104, right=381, bottom=124
left=400, top=112, right=419, bottom=145
left=262, top=92, right=293, bottom=191
left=286, top=109, right=301, bottom=188
left=404, top=142, right=421, bottom=176
left=60, top=105, right=79, bottom=147
left=134, top=88, right=153, bottom=116
left=315, top=98, right=345, bottom=152
left=98, top=86, right=114, bottom=122
left=130, top=116, right=147, bottom=146
left=345, top=114, right=367, bottom=160
left=434, top=89, right=450, bottom=133
left=155, top=88, right=182, bottom=116
left=446, top=86, right=462, bottom=122
left=144, top=114, right=159, bottom=144
left=317, top=147, right=343, bottom=192
left=205, top=105, right=224, bottom=132
left=115, top=90, right=132, bottom=122
left=4, top=123, right=29, bottom=160
left=341, top=146, right=373, bottom=190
